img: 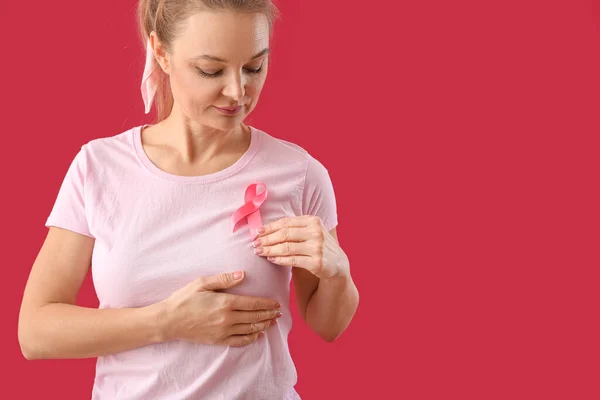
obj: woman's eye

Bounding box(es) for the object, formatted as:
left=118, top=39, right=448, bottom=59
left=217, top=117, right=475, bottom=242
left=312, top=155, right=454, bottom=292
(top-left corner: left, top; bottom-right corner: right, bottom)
left=196, top=69, right=222, bottom=78
left=246, top=66, right=263, bottom=74
left=196, top=66, right=263, bottom=78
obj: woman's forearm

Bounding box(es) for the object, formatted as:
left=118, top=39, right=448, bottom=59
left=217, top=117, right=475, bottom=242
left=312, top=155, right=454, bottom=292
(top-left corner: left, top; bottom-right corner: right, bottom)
left=19, top=302, right=166, bottom=360
left=305, top=269, right=359, bottom=342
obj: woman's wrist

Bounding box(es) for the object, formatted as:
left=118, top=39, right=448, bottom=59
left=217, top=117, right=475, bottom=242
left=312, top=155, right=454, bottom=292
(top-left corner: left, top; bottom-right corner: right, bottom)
left=323, top=252, right=351, bottom=281
left=145, top=301, right=171, bottom=344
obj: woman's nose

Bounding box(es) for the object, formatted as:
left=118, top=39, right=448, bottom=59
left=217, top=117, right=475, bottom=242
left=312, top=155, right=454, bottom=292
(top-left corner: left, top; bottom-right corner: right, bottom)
left=222, top=70, right=246, bottom=101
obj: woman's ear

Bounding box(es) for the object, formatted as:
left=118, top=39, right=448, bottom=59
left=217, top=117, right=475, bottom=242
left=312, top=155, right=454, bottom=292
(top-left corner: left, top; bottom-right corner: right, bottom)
left=149, top=32, right=171, bottom=75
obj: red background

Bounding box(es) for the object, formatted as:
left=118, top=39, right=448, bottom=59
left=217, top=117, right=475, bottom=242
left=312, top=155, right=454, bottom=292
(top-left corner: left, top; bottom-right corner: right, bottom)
left=3, top=0, right=600, bottom=398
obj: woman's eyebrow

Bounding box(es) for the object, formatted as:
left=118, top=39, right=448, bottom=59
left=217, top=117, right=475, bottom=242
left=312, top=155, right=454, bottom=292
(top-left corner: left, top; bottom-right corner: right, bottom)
left=194, top=48, right=270, bottom=63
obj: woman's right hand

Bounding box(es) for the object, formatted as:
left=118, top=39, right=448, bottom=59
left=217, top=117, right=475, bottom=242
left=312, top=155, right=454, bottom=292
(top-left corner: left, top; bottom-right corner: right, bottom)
left=157, top=271, right=282, bottom=347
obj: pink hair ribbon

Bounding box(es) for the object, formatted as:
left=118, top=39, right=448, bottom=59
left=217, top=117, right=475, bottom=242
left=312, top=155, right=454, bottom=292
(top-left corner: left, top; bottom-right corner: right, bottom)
left=141, top=37, right=161, bottom=114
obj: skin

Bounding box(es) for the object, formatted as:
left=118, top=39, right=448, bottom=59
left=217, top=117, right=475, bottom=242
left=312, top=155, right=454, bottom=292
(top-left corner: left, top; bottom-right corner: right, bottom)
left=145, top=10, right=359, bottom=341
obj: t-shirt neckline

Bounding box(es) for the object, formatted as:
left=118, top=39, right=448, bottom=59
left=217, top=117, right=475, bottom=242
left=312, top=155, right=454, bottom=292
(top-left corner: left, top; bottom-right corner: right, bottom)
left=132, top=124, right=261, bottom=184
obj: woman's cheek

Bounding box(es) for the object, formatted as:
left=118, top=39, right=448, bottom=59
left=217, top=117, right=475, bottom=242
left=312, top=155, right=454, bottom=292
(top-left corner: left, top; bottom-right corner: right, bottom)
left=187, top=79, right=218, bottom=113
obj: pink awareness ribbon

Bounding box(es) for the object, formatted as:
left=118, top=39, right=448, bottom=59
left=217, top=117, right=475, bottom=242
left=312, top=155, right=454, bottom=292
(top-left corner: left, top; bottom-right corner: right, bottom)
left=232, top=183, right=268, bottom=239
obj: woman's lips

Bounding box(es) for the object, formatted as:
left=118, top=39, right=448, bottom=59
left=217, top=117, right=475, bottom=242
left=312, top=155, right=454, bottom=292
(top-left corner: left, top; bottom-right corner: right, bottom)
left=214, top=105, right=243, bottom=115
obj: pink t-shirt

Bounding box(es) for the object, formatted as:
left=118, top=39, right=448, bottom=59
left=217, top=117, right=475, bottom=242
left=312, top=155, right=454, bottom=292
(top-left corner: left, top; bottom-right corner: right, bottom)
left=45, top=124, right=338, bottom=399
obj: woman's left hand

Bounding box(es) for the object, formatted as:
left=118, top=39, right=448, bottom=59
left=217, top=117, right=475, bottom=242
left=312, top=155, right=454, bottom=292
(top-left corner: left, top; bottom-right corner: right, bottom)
left=252, top=216, right=349, bottom=280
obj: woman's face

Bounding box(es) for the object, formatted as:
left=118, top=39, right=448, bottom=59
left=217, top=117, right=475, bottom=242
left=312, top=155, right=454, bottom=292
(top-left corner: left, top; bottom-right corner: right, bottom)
left=163, top=11, right=270, bottom=130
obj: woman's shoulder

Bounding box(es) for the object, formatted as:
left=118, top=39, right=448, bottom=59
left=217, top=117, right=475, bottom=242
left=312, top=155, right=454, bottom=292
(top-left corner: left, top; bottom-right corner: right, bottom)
left=252, top=125, right=311, bottom=159
left=83, top=125, right=138, bottom=152
left=69, top=125, right=141, bottom=174
left=252, top=126, right=333, bottom=179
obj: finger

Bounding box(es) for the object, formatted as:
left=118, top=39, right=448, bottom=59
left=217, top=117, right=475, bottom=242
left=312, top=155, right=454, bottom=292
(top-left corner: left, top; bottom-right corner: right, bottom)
left=256, top=216, right=315, bottom=238
left=229, top=319, right=277, bottom=336
left=231, top=309, right=282, bottom=324
left=255, top=241, right=306, bottom=258
left=196, top=271, right=245, bottom=291
left=266, top=255, right=312, bottom=269
left=253, top=227, right=306, bottom=248
left=221, top=332, right=263, bottom=347
left=225, top=294, right=281, bottom=311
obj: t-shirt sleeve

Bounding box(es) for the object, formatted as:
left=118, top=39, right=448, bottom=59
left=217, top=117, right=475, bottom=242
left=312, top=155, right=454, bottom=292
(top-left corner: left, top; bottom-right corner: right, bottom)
left=45, top=145, right=95, bottom=238
left=301, top=156, right=339, bottom=232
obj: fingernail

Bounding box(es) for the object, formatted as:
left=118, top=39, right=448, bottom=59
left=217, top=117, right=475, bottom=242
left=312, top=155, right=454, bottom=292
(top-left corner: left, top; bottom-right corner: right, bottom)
left=233, top=271, right=243, bottom=280
left=253, top=247, right=263, bottom=255
left=257, top=227, right=265, bottom=235
left=276, top=312, right=282, bottom=318
left=270, top=319, right=278, bottom=326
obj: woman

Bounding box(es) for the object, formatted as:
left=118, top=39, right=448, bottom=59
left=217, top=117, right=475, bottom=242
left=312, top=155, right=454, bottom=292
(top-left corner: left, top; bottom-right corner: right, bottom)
left=18, top=0, right=359, bottom=398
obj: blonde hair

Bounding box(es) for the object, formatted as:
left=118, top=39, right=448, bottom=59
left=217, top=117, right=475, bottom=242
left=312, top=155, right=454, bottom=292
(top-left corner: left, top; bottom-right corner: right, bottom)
left=137, top=0, right=281, bottom=122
